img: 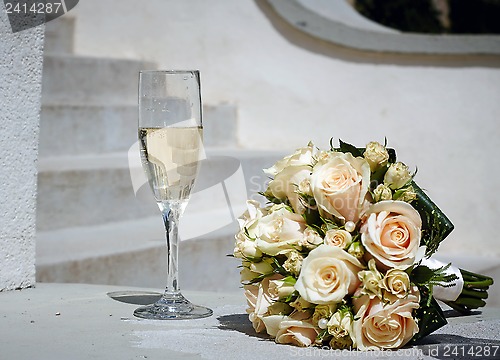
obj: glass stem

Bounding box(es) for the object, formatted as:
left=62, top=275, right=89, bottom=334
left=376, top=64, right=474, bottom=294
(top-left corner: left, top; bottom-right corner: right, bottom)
left=159, top=201, right=187, bottom=296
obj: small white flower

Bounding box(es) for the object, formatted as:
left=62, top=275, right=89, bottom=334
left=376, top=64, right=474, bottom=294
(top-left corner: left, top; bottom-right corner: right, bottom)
left=373, top=184, right=392, bottom=202
left=384, top=162, right=412, bottom=190
left=364, top=141, right=389, bottom=172
left=357, top=259, right=383, bottom=299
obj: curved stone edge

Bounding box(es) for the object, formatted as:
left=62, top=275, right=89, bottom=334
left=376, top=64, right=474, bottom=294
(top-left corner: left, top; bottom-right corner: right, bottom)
left=266, top=0, right=500, bottom=55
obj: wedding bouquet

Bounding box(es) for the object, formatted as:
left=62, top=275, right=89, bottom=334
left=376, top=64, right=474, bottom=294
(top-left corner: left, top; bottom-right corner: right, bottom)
left=233, top=139, right=493, bottom=350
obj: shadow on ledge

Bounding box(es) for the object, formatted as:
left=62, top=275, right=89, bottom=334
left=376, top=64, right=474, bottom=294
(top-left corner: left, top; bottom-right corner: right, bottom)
left=107, top=291, right=161, bottom=305
left=217, top=313, right=271, bottom=340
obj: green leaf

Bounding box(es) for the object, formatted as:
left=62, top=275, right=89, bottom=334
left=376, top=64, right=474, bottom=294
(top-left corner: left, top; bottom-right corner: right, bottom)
left=410, top=181, right=454, bottom=257
left=411, top=265, right=436, bottom=285
left=258, top=191, right=285, bottom=205
left=337, top=139, right=364, bottom=157
left=387, top=148, right=397, bottom=163
left=370, top=164, right=389, bottom=188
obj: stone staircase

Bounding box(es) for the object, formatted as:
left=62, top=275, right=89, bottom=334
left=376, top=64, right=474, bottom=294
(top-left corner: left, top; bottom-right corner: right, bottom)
left=35, top=17, right=286, bottom=292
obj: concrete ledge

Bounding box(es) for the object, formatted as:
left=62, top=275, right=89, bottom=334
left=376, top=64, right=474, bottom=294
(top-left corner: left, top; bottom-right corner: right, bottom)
left=1, top=283, right=499, bottom=359
left=266, top=0, right=500, bottom=55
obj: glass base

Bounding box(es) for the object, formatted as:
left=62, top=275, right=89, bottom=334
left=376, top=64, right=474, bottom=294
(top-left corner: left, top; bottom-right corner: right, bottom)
left=133, top=292, right=213, bottom=320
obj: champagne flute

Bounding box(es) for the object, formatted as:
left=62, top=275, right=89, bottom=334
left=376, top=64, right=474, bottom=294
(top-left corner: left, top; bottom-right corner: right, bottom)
left=134, top=70, right=213, bottom=319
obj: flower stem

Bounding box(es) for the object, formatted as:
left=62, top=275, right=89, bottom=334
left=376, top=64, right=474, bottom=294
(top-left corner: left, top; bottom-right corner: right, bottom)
left=444, top=268, right=494, bottom=314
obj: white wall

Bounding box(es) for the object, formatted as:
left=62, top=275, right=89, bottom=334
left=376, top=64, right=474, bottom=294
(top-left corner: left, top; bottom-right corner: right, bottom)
left=0, top=13, right=44, bottom=290
left=69, top=0, right=500, bottom=256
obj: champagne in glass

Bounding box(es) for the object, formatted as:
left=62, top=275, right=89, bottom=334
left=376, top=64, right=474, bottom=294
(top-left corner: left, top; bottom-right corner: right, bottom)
left=134, top=70, right=212, bottom=319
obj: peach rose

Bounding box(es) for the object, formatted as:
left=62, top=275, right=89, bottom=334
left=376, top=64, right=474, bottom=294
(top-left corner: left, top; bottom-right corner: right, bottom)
left=262, top=314, right=320, bottom=347
left=294, top=245, right=364, bottom=304
left=244, top=274, right=283, bottom=333
left=360, top=201, right=422, bottom=269
left=353, top=288, right=420, bottom=350
left=310, top=152, right=371, bottom=222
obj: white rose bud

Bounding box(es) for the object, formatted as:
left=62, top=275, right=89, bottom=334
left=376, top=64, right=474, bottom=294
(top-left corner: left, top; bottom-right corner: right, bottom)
left=312, top=303, right=337, bottom=325
left=364, top=141, right=389, bottom=172
left=299, top=228, right=323, bottom=249
left=358, top=259, right=383, bottom=299
left=396, top=186, right=417, bottom=203
left=384, top=162, right=412, bottom=190
left=268, top=279, right=296, bottom=299
left=329, top=335, right=353, bottom=350
left=373, top=184, right=393, bottom=202
left=249, top=259, right=274, bottom=275
left=290, top=296, right=311, bottom=311
left=347, top=241, right=365, bottom=259
left=327, top=309, right=355, bottom=348
left=381, top=268, right=411, bottom=303
left=324, top=229, right=352, bottom=249
left=298, top=178, right=313, bottom=196
left=283, top=251, right=303, bottom=276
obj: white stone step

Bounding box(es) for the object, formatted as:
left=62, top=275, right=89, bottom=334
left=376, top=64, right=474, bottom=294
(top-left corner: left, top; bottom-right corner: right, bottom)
left=39, top=104, right=137, bottom=156
left=44, top=16, right=75, bottom=54
left=36, top=149, right=286, bottom=231
left=38, top=103, right=238, bottom=157
left=36, top=211, right=242, bottom=292
left=41, top=54, right=156, bottom=106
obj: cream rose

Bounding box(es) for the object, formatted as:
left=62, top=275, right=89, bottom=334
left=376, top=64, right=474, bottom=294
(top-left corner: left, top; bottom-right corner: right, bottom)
left=299, top=228, right=323, bottom=250
left=381, top=268, right=411, bottom=302
left=353, top=289, right=420, bottom=350
left=324, top=229, right=352, bottom=249
left=268, top=278, right=296, bottom=299
left=264, top=142, right=317, bottom=177
left=234, top=200, right=267, bottom=259
left=245, top=274, right=283, bottom=333
left=360, top=201, right=422, bottom=269
left=294, top=245, right=364, bottom=304
left=255, top=204, right=306, bottom=256
left=240, top=258, right=274, bottom=283
left=266, top=165, right=312, bottom=215
left=310, top=152, right=371, bottom=222
left=364, top=141, right=389, bottom=172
